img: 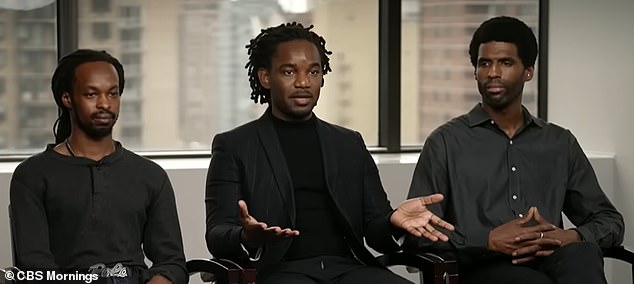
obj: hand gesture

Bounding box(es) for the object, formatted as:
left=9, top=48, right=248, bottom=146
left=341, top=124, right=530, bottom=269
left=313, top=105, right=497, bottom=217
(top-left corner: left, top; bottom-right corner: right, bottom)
left=488, top=207, right=560, bottom=264
left=511, top=207, right=580, bottom=264
left=390, top=194, right=455, bottom=242
left=238, top=200, right=299, bottom=249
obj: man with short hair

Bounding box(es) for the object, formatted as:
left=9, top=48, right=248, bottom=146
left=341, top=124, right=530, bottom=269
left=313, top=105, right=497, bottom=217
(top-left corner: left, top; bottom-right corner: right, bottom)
left=10, top=49, right=187, bottom=284
left=205, top=22, right=454, bottom=284
left=405, top=16, right=624, bottom=284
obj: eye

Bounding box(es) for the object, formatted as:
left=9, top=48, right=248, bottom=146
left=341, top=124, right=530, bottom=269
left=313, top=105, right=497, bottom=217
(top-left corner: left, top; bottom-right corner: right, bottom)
left=86, top=92, right=97, bottom=97
left=478, top=60, right=490, bottom=67
left=282, top=70, right=294, bottom=76
left=309, top=69, right=321, bottom=76
left=109, top=91, right=119, bottom=97
left=502, top=59, right=513, bottom=66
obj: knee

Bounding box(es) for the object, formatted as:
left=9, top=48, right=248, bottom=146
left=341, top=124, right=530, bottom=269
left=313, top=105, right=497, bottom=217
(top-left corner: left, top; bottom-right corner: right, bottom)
left=558, top=241, right=602, bottom=260
left=551, top=241, right=604, bottom=269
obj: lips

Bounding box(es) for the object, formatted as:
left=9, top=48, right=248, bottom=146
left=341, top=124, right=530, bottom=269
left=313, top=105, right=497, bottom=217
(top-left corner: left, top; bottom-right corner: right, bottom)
left=290, top=92, right=313, bottom=105
left=486, top=83, right=505, bottom=94
left=92, top=112, right=115, bottom=124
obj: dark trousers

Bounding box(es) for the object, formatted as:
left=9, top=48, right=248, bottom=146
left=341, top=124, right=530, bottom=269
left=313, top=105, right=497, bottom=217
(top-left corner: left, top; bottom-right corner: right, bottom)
left=258, top=255, right=412, bottom=284
left=462, top=242, right=606, bottom=284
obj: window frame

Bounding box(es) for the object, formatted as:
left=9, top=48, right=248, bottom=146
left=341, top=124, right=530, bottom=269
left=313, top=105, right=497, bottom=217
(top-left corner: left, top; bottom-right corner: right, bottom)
left=2, top=0, right=548, bottom=160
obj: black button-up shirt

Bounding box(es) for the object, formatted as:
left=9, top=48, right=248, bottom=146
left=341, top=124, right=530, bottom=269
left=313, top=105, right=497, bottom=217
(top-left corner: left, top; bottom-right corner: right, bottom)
left=406, top=104, right=624, bottom=257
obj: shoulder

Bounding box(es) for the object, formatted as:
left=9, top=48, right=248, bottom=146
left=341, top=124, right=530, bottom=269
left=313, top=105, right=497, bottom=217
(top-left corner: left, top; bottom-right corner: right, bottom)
left=533, top=118, right=577, bottom=141
left=119, top=147, right=168, bottom=177
left=426, top=113, right=470, bottom=141
left=215, top=119, right=260, bottom=141
left=13, top=147, right=55, bottom=178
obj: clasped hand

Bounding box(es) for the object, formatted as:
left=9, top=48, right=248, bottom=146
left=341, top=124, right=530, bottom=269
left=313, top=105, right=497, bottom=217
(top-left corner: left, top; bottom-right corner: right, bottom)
left=390, top=194, right=455, bottom=242
left=238, top=200, right=299, bottom=249
left=488, top=207, right=580, bottom=264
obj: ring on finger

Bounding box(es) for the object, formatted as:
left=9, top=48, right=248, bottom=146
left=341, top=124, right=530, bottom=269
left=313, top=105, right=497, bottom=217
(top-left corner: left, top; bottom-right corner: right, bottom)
left=539, top=232, right=544, bottom=239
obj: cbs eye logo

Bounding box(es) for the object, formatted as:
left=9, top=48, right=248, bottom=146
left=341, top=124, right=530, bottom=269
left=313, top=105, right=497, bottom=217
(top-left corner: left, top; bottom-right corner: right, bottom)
left=4, top=269, right=45, bottom=281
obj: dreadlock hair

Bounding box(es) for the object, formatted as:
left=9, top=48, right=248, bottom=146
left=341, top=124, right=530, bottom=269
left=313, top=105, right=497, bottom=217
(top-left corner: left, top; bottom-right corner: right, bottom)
left=51, top=49, right=125, bottom=144
left=469, top=16, right=538, bottom=69
left=245, top=22, right=332, bottom=104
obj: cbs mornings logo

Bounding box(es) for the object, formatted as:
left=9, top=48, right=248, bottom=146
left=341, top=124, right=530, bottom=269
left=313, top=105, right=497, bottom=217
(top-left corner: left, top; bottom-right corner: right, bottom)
left=3, top=268, right=99, bottom=283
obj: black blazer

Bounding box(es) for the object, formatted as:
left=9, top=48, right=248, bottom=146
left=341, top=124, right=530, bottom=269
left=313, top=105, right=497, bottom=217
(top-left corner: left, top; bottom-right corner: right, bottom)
left=205, top=110, right=400, bottom=275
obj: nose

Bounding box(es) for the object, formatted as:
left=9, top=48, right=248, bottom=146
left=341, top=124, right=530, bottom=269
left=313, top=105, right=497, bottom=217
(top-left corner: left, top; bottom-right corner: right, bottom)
left=488, top=63, right=501, bottom=78
left=96, top=93, right=111, bottom=109
left=294, top=73, right=310, bottom=88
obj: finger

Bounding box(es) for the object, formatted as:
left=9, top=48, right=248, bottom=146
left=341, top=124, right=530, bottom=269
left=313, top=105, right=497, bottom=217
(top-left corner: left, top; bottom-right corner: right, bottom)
left=533, top=207, right=544, bottom=222
left=419, top=194, right=444, bottom=206
left=533, top=238, right=562, bottom=247
left=512, top=244, right=542, bottom=257
left=426, top=224, right=450, bottom=242
left=418, top=226, right=439, bottom=242
left=536, top=249, right=555, bottom=257
left=404, top=226, right=423, bottom=238
left=238, top=200, right=251, bottom=222
left=431, top=215, right=455, bottom=231
left=515, top=231, right=544, bottom=242
left=512, top=255, right=535, bottom=265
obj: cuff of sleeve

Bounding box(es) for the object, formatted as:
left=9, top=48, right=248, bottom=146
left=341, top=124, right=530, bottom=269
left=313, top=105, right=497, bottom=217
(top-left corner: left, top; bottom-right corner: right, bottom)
left=572, top=227, right=590, bottom=242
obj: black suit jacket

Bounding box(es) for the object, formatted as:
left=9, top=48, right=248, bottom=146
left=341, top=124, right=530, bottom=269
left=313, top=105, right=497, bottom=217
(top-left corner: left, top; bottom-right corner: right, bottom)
left=205, top=110, right=400, bottom=275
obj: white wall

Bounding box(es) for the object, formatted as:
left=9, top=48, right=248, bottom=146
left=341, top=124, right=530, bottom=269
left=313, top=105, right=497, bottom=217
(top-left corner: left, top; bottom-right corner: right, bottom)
left=549, top=1, right=634, bottom=282
left=548, top=0, right=633, bottom=252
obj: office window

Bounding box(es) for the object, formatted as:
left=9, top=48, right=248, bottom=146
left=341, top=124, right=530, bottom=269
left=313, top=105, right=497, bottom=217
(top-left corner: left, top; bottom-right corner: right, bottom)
left=92, top=0, right=111, bottom=13
left=92, top=22, right=111, bottom=41
left=0, top=77, right=5, bottom=96
left=401, top=0, right=540, bottom=145
left=0, top=1, right=56, bottom=153
left=0, top=50, right=5, bottom=69
left=76, top=0, right=379, bottom=151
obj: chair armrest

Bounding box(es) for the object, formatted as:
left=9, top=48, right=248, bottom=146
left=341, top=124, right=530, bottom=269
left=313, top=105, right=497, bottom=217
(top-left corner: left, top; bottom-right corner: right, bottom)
left=376, top=251, right=459, bottom=284
left=602, top=246, right=634, bottom=264
left=186, top=258, right=256, bottom=284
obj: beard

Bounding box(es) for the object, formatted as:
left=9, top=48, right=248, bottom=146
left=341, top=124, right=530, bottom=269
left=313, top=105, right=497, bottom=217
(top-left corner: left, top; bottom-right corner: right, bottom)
left=477, top=80, right=523, bottom=110
left=73, top=109, right=118, bottom=140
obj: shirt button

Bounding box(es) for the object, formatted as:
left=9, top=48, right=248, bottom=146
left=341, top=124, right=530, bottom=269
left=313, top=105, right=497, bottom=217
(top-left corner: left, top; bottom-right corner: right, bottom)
left=509, top=140, right=513, bottom=145
left=512, top=195, right=518, bottom=200
left=518, top=213, right=524, bottom=218
left=511, top=166, right=517, bottom=172
left=490, top=120, right=495, bottom=124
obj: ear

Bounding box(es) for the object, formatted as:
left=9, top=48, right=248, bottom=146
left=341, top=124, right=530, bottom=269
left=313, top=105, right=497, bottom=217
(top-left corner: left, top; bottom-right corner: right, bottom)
left=61, top=92, right=72, bottom=109
left=524, top=66, right=535, bottom=81
left=257, top=68, right=271, bottom=89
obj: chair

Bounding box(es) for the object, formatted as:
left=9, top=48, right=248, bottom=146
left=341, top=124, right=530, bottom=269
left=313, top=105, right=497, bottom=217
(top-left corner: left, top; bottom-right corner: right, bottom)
left=403, top=246, right=634, bottom=284
left=188, top=245, right=634, bottom=284
left=187, top=258, right=256, bottom=284
left=186, top=251, right=457, bottom=284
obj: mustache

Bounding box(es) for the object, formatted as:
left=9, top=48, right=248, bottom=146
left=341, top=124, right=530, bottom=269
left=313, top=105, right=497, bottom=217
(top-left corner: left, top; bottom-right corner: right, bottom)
left=484, top=79, right=504, bottom=85
left=91, top=110, right=117, bottom=119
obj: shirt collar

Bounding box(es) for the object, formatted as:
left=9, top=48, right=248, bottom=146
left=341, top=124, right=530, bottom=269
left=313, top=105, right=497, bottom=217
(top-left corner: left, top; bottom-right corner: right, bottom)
left=467, top=103, right=546, bottom=128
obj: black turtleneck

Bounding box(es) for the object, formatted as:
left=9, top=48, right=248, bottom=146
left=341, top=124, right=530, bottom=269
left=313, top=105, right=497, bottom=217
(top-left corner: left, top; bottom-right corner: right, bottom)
left=272, top=114, right=351, bottom=260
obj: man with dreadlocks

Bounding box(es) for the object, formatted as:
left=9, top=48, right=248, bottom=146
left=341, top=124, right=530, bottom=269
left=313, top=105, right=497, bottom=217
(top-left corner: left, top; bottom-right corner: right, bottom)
left=9, top=49, right=187, bottom=284
left=205, top=22, right=454, bottom=283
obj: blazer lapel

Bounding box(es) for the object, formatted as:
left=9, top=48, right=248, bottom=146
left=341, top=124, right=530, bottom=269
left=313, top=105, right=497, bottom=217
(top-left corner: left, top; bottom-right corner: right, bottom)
left=256, top=112, right=296, bottom=225
left=316, top=119, right=339, bottom=198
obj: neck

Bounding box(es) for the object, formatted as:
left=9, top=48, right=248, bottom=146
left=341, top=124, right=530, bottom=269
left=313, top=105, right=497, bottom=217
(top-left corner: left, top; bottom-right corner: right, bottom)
left=66, top=134, right=116, bottom=161
left=482, top=102, right=524, bottom=138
